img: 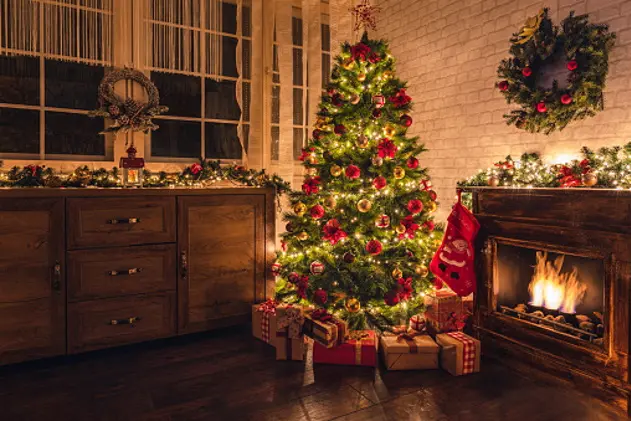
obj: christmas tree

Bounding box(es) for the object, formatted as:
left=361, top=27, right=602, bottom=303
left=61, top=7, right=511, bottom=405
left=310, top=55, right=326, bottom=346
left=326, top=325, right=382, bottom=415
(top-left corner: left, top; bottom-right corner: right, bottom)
left=273, top=32, right=443, bottom=329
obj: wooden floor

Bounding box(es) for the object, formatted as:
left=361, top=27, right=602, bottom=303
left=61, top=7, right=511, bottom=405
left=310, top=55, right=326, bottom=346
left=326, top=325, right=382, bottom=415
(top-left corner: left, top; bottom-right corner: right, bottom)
left=0, top=327, right=626, bottom=421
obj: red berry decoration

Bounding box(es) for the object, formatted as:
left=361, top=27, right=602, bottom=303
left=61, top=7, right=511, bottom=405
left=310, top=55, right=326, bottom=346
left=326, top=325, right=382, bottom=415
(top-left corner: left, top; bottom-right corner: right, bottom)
left=345, top=165, right=361, bottom=179
left=536, top=102, right=547, bottom=113
left=567, top=60, right=578, bottom=71
left=407, top=157, right=419, bottom=169
left=310, top=204, right=325, bottom=219
left=373, top=175, right=387, bottom=190
left=314, top=289, right=328, bottom=305
left=366, top=239, right=383, bottom=256
left=334, top=124, right=346, bottom=135
left=400, top=114, right=413, bottom=127
left=498, top=80, right=509, bottom=91
left=561, top=94, right=573, bottom=105
left=522, top=67, right=533, bottom=77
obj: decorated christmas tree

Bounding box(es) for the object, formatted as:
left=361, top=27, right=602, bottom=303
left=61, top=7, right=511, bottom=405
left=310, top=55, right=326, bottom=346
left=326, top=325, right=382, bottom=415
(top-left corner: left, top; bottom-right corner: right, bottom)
left=273, top=31, right=442, bottom=329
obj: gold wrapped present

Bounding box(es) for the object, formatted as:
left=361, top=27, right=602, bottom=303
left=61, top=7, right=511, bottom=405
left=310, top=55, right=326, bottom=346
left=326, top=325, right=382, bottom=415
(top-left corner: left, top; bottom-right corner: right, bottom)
left=436, top=332, right=481, bottom=376
left=380, top=328, right=439, bottom=370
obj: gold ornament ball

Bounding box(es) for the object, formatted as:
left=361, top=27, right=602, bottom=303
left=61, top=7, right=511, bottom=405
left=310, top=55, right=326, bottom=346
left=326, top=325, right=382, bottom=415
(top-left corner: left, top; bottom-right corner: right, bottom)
left=356, top=135, right=369, bottom=148
left=342, top=58, right=355, bottom=70
left=357, top=72, right=367, bottom=82
left=392, top=267, right=403, bottom=279
left=581, top=173, right=598, bottom=187
left=332, top=281, right=339, bottom=287
left=395, top=223, right=406, bottom=235
left=383, top=70, right=394, bottom=79
left=296, top=231, right=309, bottom=241
left=427, top=201, right=438, bottom=213
left=293, top=202, right=307, bottom=216
left=383, top=124, right=397, bottom=137
left=372, top=156, right=384, bottom=167
left=488, top=175, right=500, bottom=187
left=325, top=196, right=337, bottom=209
left=415, top=264, right=429, bottom=277
left=350, top=94, right=361, bottom=105
left=357, top=199, right=372, bottom=213
left=394, top=166, right=406, bottom=179
left=306, top=155, right=318, bottom=165
left=345, top=297, right=361, bottom=313
left=330, top=164, right=343, bottom=177
left=306, top=167, right=318, bottom=176
left=434, top=238, right=442, bottom=248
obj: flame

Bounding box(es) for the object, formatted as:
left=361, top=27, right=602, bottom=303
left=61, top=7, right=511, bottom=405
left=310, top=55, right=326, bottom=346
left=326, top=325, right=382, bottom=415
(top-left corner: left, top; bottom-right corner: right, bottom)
left=528, top=252, right=587, bottom=314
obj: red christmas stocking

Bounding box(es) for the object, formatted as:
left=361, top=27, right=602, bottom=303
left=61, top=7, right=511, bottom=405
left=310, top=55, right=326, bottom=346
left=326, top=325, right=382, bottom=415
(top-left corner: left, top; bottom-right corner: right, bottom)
left=430, top=192, right=480, bottom=297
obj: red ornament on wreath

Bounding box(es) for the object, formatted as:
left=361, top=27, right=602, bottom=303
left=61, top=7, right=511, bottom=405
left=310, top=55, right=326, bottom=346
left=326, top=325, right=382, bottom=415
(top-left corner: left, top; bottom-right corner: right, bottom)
left=561, top=94, right=573, bottom=105
left=567, top=60, right=578, bottom=71
left=522, top=67, right=533, bottom=77
left=536, top=102, right=547, bottom=113
left=498, top=80, right=509, bottom=91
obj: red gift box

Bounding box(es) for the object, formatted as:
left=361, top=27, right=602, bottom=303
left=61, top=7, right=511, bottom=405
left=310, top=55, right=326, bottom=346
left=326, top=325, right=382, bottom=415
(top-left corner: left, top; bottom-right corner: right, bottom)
left=313, top=330, right=377, bottom=367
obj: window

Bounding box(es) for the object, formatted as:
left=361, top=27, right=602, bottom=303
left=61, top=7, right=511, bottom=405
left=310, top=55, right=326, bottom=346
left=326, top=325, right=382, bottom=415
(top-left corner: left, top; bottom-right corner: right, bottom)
left=0, top=0, right=112, bottom=159
left=292, top=7, right=307, bottom=160
left=145, top=0, right=251, bottom=161
left=321, top=13, right=331, bottom=91
left=271, top=21, right=280, bottom=161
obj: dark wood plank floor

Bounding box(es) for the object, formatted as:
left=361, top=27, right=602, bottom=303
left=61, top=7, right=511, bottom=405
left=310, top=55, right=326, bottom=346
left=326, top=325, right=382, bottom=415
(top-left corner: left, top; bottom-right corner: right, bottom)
left=0, top=326, right=626, bottom=421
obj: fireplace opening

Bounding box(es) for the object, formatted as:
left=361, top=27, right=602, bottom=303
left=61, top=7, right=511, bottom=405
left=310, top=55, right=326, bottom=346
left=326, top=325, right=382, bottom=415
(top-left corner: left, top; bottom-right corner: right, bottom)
left=496, top=244, right=605, bottom=346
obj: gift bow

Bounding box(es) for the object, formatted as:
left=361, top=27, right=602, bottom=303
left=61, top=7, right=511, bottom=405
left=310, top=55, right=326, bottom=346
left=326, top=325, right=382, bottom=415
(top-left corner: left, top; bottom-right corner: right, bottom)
left=310, top=308, right=333, bottom=322
left=392, top=325, right=423, bottom=342
left=257, top=299, right=278, bottom=315
left=277, top=307, right=304, bottom=339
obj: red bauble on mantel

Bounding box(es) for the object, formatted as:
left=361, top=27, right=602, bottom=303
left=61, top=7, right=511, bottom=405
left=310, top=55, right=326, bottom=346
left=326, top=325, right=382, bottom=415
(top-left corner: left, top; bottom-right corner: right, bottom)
left=536, top=102, right=547, bottom=113
left=567, top=60, right=578, bottom=71
left=498, top=80, right=509, bottom=91
left=522, top=67, right=533, bottom=77
left=561, top=94, right=573, bottom=105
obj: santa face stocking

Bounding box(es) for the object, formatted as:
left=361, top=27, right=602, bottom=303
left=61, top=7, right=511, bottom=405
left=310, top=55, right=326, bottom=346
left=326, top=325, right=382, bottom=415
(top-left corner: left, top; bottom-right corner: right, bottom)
left=430, top=197, right=480, bottom=297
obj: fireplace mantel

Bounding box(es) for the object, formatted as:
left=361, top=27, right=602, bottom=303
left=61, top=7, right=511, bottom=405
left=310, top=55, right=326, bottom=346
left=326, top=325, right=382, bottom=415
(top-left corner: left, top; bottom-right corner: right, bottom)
left=465, top=187, right=631, bottom=415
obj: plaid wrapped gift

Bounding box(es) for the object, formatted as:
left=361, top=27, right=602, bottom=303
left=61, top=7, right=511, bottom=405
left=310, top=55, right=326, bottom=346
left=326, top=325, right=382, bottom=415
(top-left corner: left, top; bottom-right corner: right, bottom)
left=436, top=331, right=481, bottom=376
left=302, top=309, right=348, bottom=348
left=424, top=289, right=466, bottom=333
left=252, top=299, right=278, bottom=344
left=313, top=330, right=377, bottom=366
left=380, top=327, right=439, bottom=370
left=275, top=306, right=306, bottom=361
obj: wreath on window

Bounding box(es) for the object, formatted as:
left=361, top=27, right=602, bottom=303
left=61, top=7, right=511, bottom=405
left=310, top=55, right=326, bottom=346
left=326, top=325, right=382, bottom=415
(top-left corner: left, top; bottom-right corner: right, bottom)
left=89, top=67, right=168, bottom=135
left=496, top=8, right=615, bottom=134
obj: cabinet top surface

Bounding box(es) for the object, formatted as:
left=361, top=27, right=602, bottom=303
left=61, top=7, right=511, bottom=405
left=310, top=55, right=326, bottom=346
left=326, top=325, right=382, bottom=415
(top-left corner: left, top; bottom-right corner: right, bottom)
left=0, top=186, right=276, bottom=198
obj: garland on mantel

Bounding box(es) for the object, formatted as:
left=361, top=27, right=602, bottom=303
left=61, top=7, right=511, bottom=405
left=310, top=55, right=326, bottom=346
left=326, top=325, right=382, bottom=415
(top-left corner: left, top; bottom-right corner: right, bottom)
left=0, top=160, right=291, bottom=196
left=458, top=142, right=631, bottom=189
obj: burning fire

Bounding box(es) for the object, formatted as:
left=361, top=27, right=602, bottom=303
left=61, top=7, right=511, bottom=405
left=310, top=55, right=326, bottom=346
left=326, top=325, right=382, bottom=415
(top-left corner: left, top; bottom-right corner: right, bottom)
left=528, top=252, right=587, bottom=314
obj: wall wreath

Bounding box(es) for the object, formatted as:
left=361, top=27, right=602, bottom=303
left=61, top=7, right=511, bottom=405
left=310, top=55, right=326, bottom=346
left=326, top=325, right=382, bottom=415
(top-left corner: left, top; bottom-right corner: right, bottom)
left=89, top=67, right=168, bottom=135
left=496, top=8, right=615, bottom=134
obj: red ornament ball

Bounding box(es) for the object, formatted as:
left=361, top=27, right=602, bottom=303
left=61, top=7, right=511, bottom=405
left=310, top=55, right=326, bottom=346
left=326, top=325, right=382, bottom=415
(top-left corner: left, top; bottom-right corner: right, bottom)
left=522, top=67, right=533, bottom=77
left=373, top=94, right=386, bottom=108
left=314, top=289, right=328, bottom=305
left=561, top=94, right=573, bottom=105
left=498, top=80, right=509, bottom=91
left=288, top=272, right=300, bottom=284
left=310, top=260, right=325, bottom=275
left=345, top=165, right=361, bottom=179
left=424, top=220, right=435, bottom=231
left=373, top=175, right=387, bottom=190
left=372, top=109, right=382, bottom=119
left=343, top=252, right=356, bottom=263
left=407, top=157, right=419, bottom=169
left=400, top=114, right=413, bottom=127
left=366, top=239, right=383, bottom=256
left=567, top=60, right=578, bottom=71
left=285, top=222, right=294, bottom=232
left=407, top=199, right=424, bottom=214
left=384, top=290, right=400, bottom=306
left=536, top=102, right=547, bottom=113
left=334, top=124, right=346, bottom=135
left=428, top=190, right=438, bottom=201
left=310, top=204, right=325, bottom=219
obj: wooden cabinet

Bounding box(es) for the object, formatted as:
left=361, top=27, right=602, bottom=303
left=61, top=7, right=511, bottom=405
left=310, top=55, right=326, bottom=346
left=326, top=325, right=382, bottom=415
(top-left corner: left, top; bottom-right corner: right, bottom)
left=0, top=198, right=65, bottom=365
left=0, top=188, right=275, bottom=365
left=178, top=195, right=267, bottom=334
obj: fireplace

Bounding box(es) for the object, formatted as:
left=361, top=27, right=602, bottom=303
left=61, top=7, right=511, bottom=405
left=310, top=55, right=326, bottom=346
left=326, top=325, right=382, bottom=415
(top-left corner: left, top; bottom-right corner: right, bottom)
left=465, top=188, right=630, bottom=415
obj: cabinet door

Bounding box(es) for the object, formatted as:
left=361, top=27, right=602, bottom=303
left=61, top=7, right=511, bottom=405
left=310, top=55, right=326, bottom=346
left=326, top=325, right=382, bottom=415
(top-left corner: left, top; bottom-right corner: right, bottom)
left=178, top=195, right=266, bottom=334
left=0, top=198, right=65, bottom=364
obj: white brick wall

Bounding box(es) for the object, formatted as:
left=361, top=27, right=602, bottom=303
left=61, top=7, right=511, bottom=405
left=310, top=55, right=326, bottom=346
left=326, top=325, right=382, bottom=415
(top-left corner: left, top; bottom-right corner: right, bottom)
left=376, top=0, right=631, bottom=220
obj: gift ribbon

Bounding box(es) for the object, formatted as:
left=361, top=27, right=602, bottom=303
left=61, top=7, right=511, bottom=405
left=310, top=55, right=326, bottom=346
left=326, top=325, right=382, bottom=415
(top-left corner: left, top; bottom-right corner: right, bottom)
left=276, top=330, right=293, bottom=360
left=392, top=326, right=422, bottom=354
left=256, top=299, right=277, bottom=343
left=447, top=331, right=476, bottom=374
left=350, top=332, right=371, bottom=365
left=277, top=307, right=304, bottom=339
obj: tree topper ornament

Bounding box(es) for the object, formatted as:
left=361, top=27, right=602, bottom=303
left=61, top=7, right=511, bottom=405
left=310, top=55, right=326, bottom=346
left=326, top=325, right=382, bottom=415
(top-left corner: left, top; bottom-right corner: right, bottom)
left=350, top=0, right=381, bottom=32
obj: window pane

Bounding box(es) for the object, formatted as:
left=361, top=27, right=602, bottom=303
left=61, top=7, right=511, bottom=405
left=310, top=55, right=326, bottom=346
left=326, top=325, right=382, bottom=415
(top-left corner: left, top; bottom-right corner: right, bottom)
left=0, top=55, right=39, bottom=105
left=292, top=48, right=303, bottom=86
left=243, top=123, right=249, bottom=151
left=321, top=53, right=330, bottom=89
left=293, top=88, right=303, bottom=125
left=242, top=4, right=252, bottom=37
left=293, top=127, right=304, bottom=160
left=321, top=23, right=330, bottom=52
left=222, top=36, right=239, bottom=77
left=242, top=39, right=251, bottom=79
left=45, top=60, right=103, bottom=110
left=291, top=14, right=303, bottom=46
left=273, top=44, right=279, bottom=72
left=222, top=2, right=237, bottom=35
left=242, top=81, right=250, bottom=122
left=151, top=119, right=201, bottom=158
left=151, top=71, right=201, bottom=118
left=204, top=79, right=241, bottom=121
left=0, top=108, right=39, bottom=154
left=205, top=122, right=241, bottom=159
left=271, top=125, right=279, bottom=161
left=272, top=85, right=280, bottom=124
left=45, top=112, right=105, bottom=156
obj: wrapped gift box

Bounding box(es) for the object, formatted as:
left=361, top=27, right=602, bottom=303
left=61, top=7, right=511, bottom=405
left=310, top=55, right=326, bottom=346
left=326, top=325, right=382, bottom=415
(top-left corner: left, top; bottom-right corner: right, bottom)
left=424, top=289, right=466, bottom=333
left=252, top=299, right=279, bottom=345
left=275, top=306, right=306, bottom=361
left=436, top=332, right=481, bottom=376
left=313, top=330, right=377, bottom=366
left=303, top=309, right=348, bottom=348
left=380, top=330, right=439, bottom=370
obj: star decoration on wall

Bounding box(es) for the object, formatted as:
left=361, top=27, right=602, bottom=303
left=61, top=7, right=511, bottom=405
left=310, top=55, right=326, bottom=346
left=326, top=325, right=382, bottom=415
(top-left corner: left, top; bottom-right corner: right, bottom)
left=350, top=0, right=381, bottom=32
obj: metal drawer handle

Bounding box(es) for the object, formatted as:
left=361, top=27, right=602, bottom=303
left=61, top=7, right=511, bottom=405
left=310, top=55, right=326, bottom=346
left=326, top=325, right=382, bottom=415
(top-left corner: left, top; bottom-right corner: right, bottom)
left=107, top=218, right=141, bottom=225
left=108, top=267, right=143, bottom=277
left=110, top=317, right=141, bottom=326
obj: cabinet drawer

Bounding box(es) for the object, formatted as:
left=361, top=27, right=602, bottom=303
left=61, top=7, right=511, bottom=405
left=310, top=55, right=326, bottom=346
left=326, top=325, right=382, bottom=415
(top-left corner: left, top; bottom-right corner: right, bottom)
left=67, top=197, right=176, bottom=249
left=68, top=293, right=176, bottom=353
left=67, top=245, right=176, bottom=301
